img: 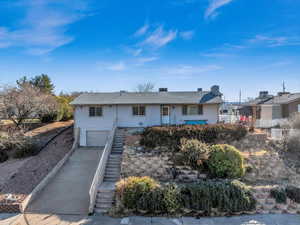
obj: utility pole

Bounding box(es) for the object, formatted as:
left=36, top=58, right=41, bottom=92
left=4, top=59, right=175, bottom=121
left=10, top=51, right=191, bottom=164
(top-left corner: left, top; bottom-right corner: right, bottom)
left=282, top=81, right=286, bottom=92
left=239, top=89, right=242, bottom=105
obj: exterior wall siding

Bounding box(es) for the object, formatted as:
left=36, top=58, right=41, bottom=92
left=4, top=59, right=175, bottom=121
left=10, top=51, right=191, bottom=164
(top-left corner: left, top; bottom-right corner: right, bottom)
left=74, top=104, right=220, bottom=146
left=288, top=99, right=300, bottom=117
left=261, top=105, right=282, bottom=120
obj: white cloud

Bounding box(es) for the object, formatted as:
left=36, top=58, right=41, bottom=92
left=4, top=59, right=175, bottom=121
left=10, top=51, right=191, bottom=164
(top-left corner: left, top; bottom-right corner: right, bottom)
left=205, top=0, right=233, bottom=19
left=134, top=24, right=149, bottom=37
left=165, top=64, right=222, bottom=75
left=125, top=47, right=143, bottom=56
left=0, top=0, right=90, bottom=55
left=106, top=61, right=126, bottom=71
left=141, top=26, right=177, bottom=48
left=248, top=35, right=300, bottom=47
left=135, top=57, right=159, bottom=65
left=179, top=30, right=195, bottom=40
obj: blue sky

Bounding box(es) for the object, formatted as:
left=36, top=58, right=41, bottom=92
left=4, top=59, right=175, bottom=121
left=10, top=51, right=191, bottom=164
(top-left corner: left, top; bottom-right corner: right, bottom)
left=0, top=0, right=300, bottom=101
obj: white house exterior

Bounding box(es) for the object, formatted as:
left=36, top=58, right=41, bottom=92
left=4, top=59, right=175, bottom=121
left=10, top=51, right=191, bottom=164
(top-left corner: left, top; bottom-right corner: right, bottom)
left=71, top=86, right=223, bottom=146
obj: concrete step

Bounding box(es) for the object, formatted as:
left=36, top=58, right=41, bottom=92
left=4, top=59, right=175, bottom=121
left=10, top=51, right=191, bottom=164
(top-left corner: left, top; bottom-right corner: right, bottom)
left=95, top=202, right=112, bottom=209
left=94, top=208, right=108, bottom=214
left=104, top=178, right=119, bottom=182
left=106, top=163, right=120, bottom=166
left=96, top=197, right=114, bottom=204
left=104, top=173, right=120, bottom=178
left=108, top=155, right=122, bottom=159
left=97, top=189, right=115, bottom=194
left=97, top=193, right=114, bottom=200
left=108, top=157, right=121, bottom=161
left=108, top=159, right=121, bottom=162
left=112, top=146, right=123, bottom=149
left=104, top=170, right=120, bottom=176
left=111, top=150, right=123, bottom=153
left=104, top=174, right=119, bottom=178
left=106, top=164, right=120, bottom=167
left=106, top=169, right=120, bottom=174
left=107, top=160, right=121, bottom=164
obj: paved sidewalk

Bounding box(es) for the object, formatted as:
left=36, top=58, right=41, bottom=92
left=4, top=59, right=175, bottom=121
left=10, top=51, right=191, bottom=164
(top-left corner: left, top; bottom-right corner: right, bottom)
left=7, top=213, right=300, bottom=225
left=25, top=147, right=103, bottom=215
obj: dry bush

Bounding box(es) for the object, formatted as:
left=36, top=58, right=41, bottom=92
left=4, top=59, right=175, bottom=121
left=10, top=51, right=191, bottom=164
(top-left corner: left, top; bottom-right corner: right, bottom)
left=286, top=130, right=300, bottom=152
left=289, top=114, right=300, bottom=129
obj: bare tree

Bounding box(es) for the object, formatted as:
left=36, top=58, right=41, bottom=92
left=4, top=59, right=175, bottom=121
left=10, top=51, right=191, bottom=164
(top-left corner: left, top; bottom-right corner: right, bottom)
left=0, top=84, right=57, bottom=128
left=135, top=82, right=155, bottom=92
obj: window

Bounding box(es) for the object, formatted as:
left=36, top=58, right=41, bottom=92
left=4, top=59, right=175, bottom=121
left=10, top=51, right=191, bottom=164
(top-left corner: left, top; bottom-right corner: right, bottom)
left=89, top=106, right=102, bottom=117
left=132, top=105, right=146, bottom=116
left=182, top=105, right=203, bottom=115
left=298, top=104, right=300, bottom=112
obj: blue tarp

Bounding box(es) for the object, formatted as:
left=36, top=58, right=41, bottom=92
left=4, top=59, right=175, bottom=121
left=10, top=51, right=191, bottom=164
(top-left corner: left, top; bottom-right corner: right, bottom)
left=185, top=120, right=208, bottom=125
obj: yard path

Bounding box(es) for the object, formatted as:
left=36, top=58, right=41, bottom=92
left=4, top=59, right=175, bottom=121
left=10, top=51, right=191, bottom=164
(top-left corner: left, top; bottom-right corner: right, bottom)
left=25, top=147, right=103, bottom=215
left=6, top=213, right=300, bottom=225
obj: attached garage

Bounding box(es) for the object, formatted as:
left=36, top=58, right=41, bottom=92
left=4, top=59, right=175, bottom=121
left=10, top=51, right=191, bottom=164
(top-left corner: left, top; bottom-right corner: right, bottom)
left=86, top=130, right=109, bottom=147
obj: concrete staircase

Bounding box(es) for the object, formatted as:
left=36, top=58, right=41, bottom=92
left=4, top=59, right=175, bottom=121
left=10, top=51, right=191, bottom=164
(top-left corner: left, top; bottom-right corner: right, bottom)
left=94, top=129, right=125, bottom=214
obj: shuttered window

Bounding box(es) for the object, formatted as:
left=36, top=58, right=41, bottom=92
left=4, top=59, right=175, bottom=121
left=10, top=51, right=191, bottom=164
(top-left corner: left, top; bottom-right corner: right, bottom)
left=132, top=105, right=146, bottom=116
left=89, top=106, right=103, bottom=117
left=182, top=105, right=203, bottom=115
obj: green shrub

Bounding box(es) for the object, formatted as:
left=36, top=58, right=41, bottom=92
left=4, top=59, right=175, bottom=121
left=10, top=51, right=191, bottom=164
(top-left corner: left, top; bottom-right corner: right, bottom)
left=136, top=187, right=165, bottom=213
left=286, top=186, right=300, bottom=203
left=56, top=96, right=73, bottom=121
left=163, top=183, right=182, bottom=213
left=0, top=150, right=8, bottom=163
left=207, top=144, right=245, bottom=178
left=13, top=138, right=39, bottom=158
left=270, top=188, right=287, bottom=204
left=180, top=180, right=256, bottom=213
left=116, top=177, right=256, bottom=215
left=39, top=112, right=58, bottom=123
left=179, top=138, right=210, bottom=170
left=116, top=176, right=159, bottom=211
left=140, top=124, right=247, bottom=150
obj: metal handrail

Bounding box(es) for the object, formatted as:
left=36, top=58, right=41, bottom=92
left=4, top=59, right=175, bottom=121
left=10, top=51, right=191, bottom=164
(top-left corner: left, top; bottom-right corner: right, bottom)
left=88, top=121, right=117, bottom=214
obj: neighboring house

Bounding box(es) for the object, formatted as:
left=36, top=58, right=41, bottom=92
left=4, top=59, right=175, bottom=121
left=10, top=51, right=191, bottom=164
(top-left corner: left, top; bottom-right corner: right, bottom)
left=260, top=92, right=300, bottom=120
left=241, top=91, right=300, bottom=127
left=70, top=86, right=223, bottom=146
left=239, top=91, right=273, bottom=120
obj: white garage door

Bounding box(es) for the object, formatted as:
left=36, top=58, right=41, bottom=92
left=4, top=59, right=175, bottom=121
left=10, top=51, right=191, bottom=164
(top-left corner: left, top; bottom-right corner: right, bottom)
left=86, top=131, right=109, bottom=147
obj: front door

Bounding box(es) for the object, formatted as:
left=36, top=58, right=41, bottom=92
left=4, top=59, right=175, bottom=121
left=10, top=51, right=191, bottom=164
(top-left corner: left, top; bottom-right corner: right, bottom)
left=161, top=105, right=170, bottom=125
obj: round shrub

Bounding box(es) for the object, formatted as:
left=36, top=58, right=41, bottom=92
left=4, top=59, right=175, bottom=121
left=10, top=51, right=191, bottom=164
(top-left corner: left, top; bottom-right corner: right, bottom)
left=13, top=138, right=39, bottom=158
left=286, top=186, right=300, bottom=203
left=179, top=138, right=210, bottom=170
left=116, top=176, right=159, bottom=211
left=0, top=150, right=8, bottom=163
left=270, top=188, right=287, bottom=204
left=207, top=144, right=245, bottom=178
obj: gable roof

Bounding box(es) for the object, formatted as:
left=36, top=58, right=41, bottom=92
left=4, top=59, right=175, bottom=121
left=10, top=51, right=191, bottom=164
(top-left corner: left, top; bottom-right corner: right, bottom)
left=242, top=96, right=273, bottom=106
left=70, top=91, right=222, bottom=105
left=263, top=93, right=300, bottom=105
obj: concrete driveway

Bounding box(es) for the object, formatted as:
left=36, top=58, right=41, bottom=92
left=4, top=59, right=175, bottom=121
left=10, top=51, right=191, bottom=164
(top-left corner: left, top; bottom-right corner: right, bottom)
left=6, top=214, right=300, bottom=225
left=25, top=147, right=103, bottom=215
